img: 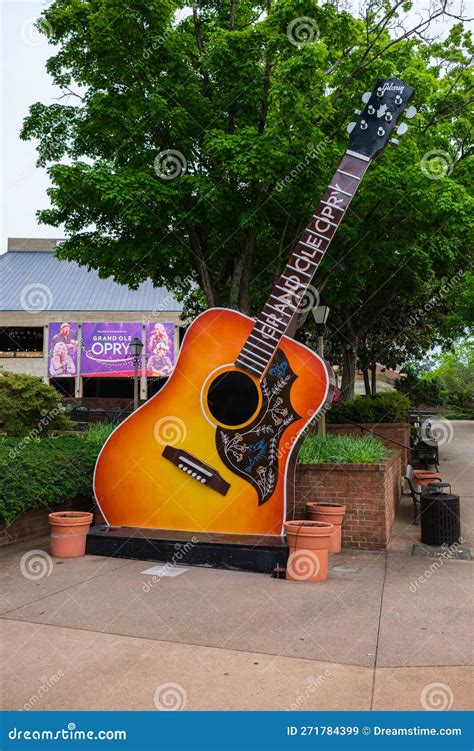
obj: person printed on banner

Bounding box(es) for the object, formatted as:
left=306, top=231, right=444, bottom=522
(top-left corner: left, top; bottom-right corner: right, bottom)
left=50, top=342, right=76, bottom=376
left=50, top=323, right=77, bottom=355
left=147, top=323, right=169, bottom=353
left=147, top=342, right=173, bottom=377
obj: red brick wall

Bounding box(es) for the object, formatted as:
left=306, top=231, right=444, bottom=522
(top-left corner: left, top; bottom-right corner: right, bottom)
left=294, top=452, right=401, bottom=550
left=0, top=497, right=93, bottom=546
left=327, top=422, right=411, bottom=469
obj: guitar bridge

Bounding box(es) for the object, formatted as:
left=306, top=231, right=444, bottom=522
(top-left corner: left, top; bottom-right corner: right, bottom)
left=162, top=445, right=230, bottom=497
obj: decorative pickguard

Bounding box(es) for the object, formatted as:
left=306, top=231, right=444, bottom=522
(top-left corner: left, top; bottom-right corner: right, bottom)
left=216, top=350, right=301, bottom=505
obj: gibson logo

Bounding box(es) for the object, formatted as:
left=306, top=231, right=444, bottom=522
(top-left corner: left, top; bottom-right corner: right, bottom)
left=381, top=82, right=404, bottom=94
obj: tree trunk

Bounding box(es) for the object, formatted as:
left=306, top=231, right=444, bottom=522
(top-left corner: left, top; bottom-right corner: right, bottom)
left=341, top=326, right=358, bottom=401
left=229, top=228, right=257, bottom=313
left=363, top=367, right=371, bottom=395
left=187, top=224, right=218, bottom=308
left=371, top=362, right=377, bottom=394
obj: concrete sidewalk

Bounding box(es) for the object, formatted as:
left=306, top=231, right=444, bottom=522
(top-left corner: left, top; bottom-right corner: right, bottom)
left=1, top=422, right=472, bottom=711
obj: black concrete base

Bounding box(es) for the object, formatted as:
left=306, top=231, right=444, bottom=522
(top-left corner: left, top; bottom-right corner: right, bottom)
left=86, top=525, right=289, bottom=574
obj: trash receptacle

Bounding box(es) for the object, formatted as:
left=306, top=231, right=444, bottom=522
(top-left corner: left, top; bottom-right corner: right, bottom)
left=420, top=489, right=461, bottom=547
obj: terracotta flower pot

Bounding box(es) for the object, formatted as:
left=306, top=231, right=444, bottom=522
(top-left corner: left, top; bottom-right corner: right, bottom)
left=284, top=520, right=334, bottom=582
left=306, top=502, right=346, bottom=554
left=48, top=511, right=94, bottom=558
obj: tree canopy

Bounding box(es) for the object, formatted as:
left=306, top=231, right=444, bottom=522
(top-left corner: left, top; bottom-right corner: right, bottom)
left=22, top=0, right=474, bottom=397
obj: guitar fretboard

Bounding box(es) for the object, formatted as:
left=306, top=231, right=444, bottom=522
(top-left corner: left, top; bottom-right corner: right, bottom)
left=235, top=152, right=369, bottom=378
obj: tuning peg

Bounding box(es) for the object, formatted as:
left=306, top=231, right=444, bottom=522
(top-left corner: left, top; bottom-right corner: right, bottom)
left=367, top=105, right=375, bottom=115
left=390, top=138, right=400, bottom=146
left=395, top=95, right=402, bottom=105
left=377, top=126, right=386, bottom=136
left=346, top=122, right=356, bottom=133
left=385, top=112, right=393, bottom=122
left=361, top=92, right=371, bottom=103
left=360, top=120, right=368, bottom=130
left=376, top=87, right=384, bottom=98
left=405, top=105, right=417, bottom=119
left=397, top=122, right=408, bottom=135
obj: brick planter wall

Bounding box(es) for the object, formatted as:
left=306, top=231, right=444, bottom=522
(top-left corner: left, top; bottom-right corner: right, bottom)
left=0, top=497, right=93, bottom=546
left=294, top=452, right=401, bottom=550
left=327, top=422, right=411, bottom=468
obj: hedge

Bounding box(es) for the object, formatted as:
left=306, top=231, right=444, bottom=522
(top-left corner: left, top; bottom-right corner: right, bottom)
left=0, top=426, right=111, bottom=525
left=327, top=391, right=411, bottom=424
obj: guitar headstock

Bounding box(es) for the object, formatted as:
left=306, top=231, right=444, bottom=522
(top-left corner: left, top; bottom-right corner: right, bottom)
left=347, top=78, right=416, bottom=160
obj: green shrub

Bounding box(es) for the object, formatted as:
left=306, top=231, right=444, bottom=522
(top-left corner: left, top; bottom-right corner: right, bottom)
left=0, top=370, right=74, bottom=436
left=444, top=413, right=474, bottom=420
left=298, top=434, right=389, bottom=464
left=0, top=425, right=113, bottom=525
left=327, top=391, right=411, bottom=424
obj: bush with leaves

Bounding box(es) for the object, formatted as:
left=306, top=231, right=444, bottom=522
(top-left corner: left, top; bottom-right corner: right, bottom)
left=0, top=424, right=113, bottom=524
left=0, top=370, right=74, bottom=436
left=327, top=391, right=411, bottom=424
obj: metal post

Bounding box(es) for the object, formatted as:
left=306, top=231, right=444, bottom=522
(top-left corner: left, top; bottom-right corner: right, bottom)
left=133, top=356, right=139, bottom=412
left=317, top=332, right=326, bottom=437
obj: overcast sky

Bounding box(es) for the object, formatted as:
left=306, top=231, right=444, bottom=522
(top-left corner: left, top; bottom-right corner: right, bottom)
left=1, top=1, right=470, bottom=253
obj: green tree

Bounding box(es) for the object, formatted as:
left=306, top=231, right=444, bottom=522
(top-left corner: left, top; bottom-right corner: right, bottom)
left=22, top=1, right=473, bottom=398
left=428, top=339, right=474, bottom=407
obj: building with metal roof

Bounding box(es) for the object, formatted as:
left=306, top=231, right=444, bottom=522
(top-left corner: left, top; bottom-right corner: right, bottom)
left=0, top=239, right=183, bottom=403
left=1, top=238, right=182, bottom=312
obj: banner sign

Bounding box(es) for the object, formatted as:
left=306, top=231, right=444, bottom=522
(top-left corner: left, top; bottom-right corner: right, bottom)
left=145, top=322, right=175, bottom=377
left=48, top=322, right=78, bottom=378
left=0, top=711, right=471, bottom=751
left=81, top=322, right=142, bottom=377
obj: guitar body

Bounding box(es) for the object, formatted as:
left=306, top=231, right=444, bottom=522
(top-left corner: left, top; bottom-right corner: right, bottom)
left=94, top=308, right=332, bottom=536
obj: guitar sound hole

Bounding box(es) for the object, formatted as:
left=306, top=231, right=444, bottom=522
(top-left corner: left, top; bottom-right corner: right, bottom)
left=207, top=371, right=260, bottom=427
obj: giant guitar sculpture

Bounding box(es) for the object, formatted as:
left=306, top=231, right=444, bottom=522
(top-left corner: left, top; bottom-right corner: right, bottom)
left=95, top=78, right=415, bottom=536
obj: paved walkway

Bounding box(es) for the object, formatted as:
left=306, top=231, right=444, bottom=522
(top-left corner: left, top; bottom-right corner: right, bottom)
left=1, top=422, right=472, bottom=711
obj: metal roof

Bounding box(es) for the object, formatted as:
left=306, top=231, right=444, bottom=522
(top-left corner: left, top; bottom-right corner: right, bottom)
left=0, top=251, right=183, bottom=312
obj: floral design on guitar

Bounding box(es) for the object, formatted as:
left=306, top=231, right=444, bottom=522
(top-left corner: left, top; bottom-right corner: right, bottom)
left=216, top=350, right=301, bottom=505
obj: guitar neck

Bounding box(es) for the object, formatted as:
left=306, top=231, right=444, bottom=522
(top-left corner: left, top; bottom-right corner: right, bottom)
left=235, top=152, right=370, bottom=378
